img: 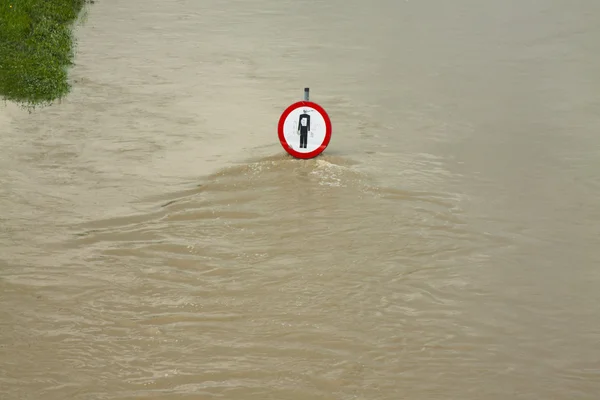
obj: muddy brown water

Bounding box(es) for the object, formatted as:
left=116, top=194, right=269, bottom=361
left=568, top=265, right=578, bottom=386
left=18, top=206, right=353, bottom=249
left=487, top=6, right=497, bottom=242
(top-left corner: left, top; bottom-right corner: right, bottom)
left=2, top=0, right=600, bottom=399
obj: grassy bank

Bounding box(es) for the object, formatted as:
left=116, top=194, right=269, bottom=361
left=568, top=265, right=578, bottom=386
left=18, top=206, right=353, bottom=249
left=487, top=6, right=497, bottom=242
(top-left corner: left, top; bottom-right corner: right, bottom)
left=0, top=0, right=91, bottom=108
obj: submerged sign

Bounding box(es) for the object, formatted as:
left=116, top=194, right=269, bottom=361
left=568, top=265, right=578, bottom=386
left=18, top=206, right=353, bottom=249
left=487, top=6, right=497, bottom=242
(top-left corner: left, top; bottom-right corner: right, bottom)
left=277, top=99, right=332, bottom=159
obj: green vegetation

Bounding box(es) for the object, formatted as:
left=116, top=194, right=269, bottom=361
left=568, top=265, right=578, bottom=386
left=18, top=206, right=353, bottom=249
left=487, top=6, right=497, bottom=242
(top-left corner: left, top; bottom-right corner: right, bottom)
left=0, top=0, right=92, bottom=109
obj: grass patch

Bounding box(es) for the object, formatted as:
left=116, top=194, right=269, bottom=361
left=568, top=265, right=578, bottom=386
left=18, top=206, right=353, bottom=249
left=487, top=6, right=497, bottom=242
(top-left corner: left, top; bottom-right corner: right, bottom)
left=0, top=0, right=92, bottom=109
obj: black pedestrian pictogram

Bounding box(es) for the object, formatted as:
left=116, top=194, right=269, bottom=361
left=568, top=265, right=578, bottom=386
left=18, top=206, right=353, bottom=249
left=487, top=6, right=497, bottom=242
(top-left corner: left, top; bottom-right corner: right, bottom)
left=278, top=99, right=332, bottom=159
left=297, top=110, right=311, bottom=148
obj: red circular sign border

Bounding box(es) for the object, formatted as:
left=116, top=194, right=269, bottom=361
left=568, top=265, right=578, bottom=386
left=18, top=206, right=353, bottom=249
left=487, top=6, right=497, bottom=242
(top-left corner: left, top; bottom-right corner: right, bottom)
left=277, top=101, right=332, bottom=159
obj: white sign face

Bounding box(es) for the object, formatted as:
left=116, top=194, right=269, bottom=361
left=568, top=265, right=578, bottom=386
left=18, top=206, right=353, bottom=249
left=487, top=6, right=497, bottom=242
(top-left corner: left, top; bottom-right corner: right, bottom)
left=281, top=106, right=328, bottom=154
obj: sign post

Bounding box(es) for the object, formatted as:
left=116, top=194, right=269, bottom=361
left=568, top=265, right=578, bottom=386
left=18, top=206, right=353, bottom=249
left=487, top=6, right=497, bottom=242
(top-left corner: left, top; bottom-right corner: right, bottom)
left=278, top=88, right=332, bottom=159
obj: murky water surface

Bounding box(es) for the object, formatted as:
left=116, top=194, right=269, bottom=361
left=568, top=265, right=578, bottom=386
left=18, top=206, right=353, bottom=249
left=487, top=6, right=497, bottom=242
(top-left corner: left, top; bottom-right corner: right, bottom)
left=2, top=0, right=600, bottom=398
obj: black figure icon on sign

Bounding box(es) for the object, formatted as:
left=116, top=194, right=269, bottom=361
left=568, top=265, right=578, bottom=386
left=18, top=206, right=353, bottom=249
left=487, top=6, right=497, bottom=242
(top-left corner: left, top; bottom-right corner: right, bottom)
left=297, top=109, right=311, bottom=148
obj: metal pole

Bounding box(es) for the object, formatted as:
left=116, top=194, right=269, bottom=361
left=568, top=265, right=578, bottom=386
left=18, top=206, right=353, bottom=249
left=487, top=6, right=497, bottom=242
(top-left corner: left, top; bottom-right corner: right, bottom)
left=304, top=87, right=309, bottom=101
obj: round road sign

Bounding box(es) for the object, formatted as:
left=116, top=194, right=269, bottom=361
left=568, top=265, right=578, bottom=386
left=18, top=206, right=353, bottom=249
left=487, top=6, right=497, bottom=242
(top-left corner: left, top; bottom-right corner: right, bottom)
left=278, top=101, right=332, bottom=159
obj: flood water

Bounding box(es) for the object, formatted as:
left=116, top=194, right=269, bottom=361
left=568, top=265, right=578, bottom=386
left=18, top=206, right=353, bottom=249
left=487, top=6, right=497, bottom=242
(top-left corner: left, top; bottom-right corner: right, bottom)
left=2, top=0, right=600, bottom=398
